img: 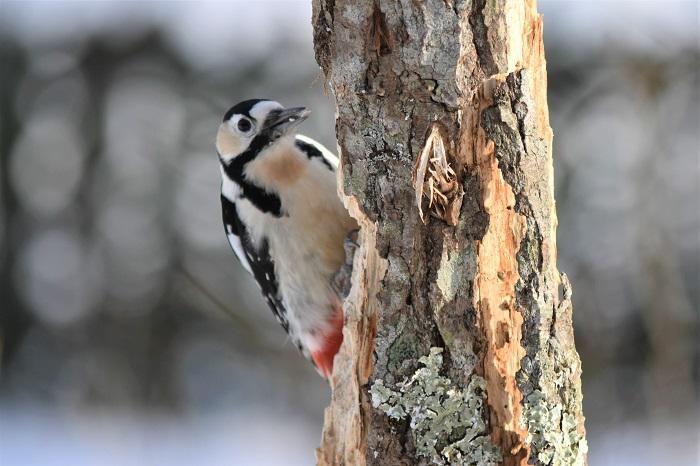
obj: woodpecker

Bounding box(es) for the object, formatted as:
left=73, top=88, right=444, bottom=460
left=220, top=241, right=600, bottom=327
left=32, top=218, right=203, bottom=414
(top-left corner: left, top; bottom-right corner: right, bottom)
left=215, top=99, right=357, bottom=379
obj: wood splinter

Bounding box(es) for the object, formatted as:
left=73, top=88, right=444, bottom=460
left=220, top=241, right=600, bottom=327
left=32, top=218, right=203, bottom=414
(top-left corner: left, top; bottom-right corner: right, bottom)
left=413, top=124, right=464, bottom=226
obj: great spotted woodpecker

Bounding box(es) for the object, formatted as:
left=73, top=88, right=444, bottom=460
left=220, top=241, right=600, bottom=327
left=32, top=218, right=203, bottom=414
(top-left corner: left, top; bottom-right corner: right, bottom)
left=215, top=99, right=357, bottom=379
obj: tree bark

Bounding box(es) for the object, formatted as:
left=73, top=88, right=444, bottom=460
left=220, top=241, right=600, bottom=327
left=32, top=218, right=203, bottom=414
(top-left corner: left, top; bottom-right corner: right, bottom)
left=312, top=1, right=587, bottom=465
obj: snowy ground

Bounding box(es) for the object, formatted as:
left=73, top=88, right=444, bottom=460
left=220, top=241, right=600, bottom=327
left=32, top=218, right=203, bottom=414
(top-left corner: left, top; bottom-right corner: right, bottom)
left=1, top=404, right=697, bottom=466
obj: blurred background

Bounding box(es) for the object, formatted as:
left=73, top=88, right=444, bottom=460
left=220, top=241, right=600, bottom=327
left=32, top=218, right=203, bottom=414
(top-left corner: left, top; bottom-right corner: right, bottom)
left=0, top=1, right=697, bottom=465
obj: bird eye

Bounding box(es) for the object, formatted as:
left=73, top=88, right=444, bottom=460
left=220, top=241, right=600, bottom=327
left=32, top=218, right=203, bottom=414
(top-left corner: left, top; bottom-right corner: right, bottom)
left=237, top=118, right=252, bottom=132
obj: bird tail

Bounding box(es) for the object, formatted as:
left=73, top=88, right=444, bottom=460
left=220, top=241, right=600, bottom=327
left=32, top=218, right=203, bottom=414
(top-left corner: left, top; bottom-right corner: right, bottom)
left=311, top=305, right=344, bottom=380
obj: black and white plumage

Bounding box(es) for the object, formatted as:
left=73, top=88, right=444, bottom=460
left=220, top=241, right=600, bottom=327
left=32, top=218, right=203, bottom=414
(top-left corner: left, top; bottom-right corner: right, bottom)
left=220, top=194, right=289, bottom=332
left=215, top=99, right=357, bottom=378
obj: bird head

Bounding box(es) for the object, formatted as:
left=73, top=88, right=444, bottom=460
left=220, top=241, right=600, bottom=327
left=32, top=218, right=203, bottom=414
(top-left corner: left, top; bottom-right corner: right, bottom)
left=216, top=99, right=310, bottom=163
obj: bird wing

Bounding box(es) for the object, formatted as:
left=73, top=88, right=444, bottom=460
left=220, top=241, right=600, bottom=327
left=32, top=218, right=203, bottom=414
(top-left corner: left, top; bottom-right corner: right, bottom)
left=295, top=135, right=339, bottom=170
left=220, top=194, right=289, bottom=332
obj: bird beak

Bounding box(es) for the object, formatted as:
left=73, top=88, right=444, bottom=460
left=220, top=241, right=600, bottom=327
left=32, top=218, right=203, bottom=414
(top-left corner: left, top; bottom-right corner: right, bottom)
left=264, top=107, right=311, bottom=136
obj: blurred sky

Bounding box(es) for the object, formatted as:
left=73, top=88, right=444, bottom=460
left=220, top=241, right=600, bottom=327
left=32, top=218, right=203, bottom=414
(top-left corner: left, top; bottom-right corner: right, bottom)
left=0, top=1, right=698, bottom=466
left=0, top=1, right=698, bottom=68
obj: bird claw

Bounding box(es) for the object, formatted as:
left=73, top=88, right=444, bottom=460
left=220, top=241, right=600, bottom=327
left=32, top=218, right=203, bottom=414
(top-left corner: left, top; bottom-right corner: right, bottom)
left=332, top=229, right=359, bottom=299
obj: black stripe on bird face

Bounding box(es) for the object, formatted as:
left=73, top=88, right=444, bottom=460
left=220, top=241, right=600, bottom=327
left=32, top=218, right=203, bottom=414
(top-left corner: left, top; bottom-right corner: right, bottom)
left=218, top=112, right=284, bottom=217
left=227, top=106, right=309, bottom=164
left=219, top=148, right=284, bottom=218
left=219, top=101, right=308, bottom=218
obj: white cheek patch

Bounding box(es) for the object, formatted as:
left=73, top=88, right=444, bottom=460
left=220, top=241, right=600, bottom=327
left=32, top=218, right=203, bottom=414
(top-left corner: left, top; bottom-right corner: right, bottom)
left=217, top=124, right=244, bottom=157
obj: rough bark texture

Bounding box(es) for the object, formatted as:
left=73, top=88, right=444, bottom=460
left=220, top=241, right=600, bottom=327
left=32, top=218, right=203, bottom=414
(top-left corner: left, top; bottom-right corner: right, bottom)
left=312, top=1, right=587, bottom=465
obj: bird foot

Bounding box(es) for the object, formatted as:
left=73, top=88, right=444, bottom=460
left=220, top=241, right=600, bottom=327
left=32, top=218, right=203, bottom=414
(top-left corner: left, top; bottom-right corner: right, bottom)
left=332, top=229, right=359, bottom=299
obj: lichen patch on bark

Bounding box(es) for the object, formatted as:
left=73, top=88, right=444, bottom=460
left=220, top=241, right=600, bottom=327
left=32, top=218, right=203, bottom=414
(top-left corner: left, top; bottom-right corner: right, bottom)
left=370, top=347, right=502, bottom=466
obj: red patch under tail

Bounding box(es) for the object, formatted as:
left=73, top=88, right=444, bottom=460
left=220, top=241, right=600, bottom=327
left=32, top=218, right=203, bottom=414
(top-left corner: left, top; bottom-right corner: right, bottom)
left=311, top=307, right=344, bottom=380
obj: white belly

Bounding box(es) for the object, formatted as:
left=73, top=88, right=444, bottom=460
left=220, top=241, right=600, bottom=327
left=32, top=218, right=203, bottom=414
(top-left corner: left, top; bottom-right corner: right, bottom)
left=236, top=159, right=355, bottom=353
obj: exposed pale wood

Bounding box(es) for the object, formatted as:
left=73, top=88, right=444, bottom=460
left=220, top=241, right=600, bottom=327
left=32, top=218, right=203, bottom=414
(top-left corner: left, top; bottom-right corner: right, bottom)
left=317, top=201, right=386, bottom=466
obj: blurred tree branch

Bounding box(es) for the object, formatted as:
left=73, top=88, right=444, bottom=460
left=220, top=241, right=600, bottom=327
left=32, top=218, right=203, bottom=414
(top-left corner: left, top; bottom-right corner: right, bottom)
left=312, top=1, right=586, bottom=465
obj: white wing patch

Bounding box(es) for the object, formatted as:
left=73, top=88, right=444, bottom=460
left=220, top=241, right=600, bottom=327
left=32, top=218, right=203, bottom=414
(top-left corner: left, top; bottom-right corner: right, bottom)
left=295, top=134, right=339, bottom=168
left=226, top=229, right=253, bottom=275
left=219, top=182, right=252, bottom=275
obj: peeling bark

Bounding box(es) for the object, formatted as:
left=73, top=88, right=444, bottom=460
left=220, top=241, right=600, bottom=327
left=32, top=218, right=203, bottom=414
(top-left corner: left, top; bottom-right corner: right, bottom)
left=313, top=1, right=586, bottom=465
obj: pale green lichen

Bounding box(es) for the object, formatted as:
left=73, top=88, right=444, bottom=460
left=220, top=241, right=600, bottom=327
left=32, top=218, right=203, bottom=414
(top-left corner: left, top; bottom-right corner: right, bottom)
left=369, top=347, right=502, bottom=465
left=523, top=390, right=588, bottom=466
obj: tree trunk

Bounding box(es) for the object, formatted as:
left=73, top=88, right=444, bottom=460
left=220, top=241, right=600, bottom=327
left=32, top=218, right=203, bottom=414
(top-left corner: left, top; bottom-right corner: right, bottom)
left=312, top=1, right=587, bottom=465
